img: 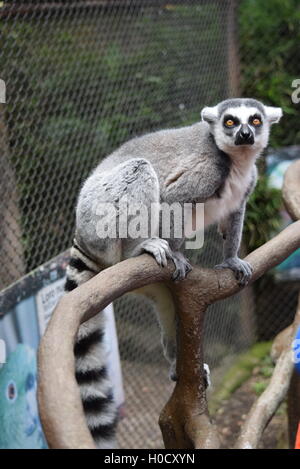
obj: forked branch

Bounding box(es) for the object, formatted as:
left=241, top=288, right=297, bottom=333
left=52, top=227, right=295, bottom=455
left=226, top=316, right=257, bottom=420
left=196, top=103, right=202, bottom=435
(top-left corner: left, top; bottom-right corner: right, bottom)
left=38, top=220, right=300, bottom=448
left=38, top=160, right=300, bottom=449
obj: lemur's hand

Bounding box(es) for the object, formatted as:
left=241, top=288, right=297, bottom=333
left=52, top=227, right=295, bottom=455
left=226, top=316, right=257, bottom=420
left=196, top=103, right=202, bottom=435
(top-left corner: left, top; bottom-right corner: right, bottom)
left=171, top=251, right=192, bottom=282
left=214, top=256, right=253, bottom=286
left=141, top=238, right=192, bottom=281
left=140, top=237, right=172, bottom=267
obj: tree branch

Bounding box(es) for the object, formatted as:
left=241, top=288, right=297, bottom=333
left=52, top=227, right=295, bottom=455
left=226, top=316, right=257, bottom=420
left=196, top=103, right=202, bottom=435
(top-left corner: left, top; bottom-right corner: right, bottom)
left=235, top=160, right=300, bottom=449
left=236, top=292, right=300, bottom=449
left=38, top=219, right=300, bottom=448
left=283, top=159, right=300, bottom=221
left=38, top=159, right=300, bottom=449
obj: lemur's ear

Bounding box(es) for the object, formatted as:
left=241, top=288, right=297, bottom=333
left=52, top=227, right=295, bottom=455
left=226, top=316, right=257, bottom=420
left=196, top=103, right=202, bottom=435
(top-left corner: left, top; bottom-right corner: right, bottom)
left=264, top=106, right=283, bottom=124
left=201, top=105, right=219, bottom=124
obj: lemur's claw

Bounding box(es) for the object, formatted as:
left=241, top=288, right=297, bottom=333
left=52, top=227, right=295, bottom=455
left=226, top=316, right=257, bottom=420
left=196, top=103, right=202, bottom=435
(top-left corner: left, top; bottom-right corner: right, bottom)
left=215, top=257, right=253, bottom=286
left=141, top=238, right=172, bottom=268
left=171, top=252, right=192, bottom=282
left=141, top=239, right=192, bottom=281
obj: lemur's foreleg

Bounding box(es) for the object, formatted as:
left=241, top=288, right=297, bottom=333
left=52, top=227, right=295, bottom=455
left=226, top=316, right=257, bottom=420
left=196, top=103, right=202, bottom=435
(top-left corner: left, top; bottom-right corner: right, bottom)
left=215, top=200, right=252, bottom=285
left=76, top=158, right=189, bottom=378
left=162, top=164, right=221, bottom=205
left=133, top=283, right=177, bottom=378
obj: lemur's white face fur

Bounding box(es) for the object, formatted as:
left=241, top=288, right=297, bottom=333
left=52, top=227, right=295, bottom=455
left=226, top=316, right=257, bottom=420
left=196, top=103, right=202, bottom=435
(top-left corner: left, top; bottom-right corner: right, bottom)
left=201, top=98, right=282, bottom=158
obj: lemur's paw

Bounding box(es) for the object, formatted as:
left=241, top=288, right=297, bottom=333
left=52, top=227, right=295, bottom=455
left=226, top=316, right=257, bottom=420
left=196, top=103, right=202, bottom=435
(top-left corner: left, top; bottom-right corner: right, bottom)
left=141, top=237, right=172, bottom=267
left=171, top=251, right=192, bottom=282
left=214, top=257, right=253, bottom=286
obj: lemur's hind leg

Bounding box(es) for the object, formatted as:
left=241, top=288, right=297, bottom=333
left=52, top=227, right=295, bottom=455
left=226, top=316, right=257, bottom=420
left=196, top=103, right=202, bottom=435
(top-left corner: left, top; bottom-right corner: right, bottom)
left=106, top=158, right=191, bottom=281
left=75, top=157, right=190, bottom=383
left=76, top=157, right=167, bottom=266
left=65, top=244, right=118, bottom=449
left=134, top=283, right=178, bottom=381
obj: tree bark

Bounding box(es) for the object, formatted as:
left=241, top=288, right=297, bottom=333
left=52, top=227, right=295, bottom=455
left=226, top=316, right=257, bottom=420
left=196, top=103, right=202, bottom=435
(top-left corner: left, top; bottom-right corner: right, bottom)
left=38, top=221, right=300, bottom=449
left=38, top=160, right=300, bottom=449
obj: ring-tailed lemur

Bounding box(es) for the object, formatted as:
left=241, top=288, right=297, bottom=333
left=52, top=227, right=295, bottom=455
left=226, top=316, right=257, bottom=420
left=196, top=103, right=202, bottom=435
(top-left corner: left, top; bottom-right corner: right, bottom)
left=65, top=98, right=282, bottom=447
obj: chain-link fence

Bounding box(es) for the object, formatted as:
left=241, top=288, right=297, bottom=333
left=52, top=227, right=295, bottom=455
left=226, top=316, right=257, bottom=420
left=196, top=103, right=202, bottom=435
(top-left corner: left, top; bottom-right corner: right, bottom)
left=0, top=0, right=299, bottom=449
left=0, top=0, right=236, bottom=288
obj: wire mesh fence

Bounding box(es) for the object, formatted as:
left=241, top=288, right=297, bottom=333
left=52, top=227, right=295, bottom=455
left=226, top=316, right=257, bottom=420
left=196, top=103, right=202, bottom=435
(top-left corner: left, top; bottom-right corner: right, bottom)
left=0, top=0, right=299, bottom=449
left=0, top=0, right=235, bottom=288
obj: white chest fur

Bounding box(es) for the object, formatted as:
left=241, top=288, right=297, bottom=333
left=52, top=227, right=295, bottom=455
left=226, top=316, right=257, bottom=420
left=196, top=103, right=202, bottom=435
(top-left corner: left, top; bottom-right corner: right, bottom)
left=204, top=158, right=255, bottom=227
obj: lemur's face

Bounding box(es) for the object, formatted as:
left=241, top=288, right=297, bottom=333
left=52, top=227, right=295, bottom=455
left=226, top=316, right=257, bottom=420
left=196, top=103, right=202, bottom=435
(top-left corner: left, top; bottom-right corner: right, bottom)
left=201, top=98, right=282, bottom=157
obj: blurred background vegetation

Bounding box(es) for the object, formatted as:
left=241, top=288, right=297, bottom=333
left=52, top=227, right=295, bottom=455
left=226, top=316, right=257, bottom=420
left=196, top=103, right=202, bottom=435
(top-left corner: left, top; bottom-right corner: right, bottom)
left=239, top=0, right=300, bottom=148
left=239, top=0, right=300, bottom=250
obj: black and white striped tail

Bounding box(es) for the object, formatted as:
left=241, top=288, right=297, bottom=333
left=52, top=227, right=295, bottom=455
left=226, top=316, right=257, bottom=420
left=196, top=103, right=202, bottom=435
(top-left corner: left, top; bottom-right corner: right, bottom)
left=64, top=241, right=118, bottom=448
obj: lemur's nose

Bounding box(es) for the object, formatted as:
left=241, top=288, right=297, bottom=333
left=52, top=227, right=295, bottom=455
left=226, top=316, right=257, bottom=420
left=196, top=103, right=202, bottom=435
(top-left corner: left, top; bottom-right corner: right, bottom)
left=240, top=125, right=251, bottom=139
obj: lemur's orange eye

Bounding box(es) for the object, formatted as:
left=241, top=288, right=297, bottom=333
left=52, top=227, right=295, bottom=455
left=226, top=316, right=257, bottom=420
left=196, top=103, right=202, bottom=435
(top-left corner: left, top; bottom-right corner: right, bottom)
left=225, top=119, right=234, bottom=127
left=252, top=118, right=261, bottom=126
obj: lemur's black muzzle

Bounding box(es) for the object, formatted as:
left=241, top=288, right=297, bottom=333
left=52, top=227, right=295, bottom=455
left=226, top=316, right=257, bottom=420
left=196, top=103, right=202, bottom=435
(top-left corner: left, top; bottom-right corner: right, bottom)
left=235, top=124, right=254, bottom=145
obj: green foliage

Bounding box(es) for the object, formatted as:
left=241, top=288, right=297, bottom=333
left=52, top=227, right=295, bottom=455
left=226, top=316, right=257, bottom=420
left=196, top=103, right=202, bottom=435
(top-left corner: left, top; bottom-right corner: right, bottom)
left=209, top=342, right=272, bottom=414
left=239, top=0, right=300, bottom=147
left=244, top=175, right=282, bottom=251
left=252, top=380, right=268, bottom=395
left=251, top=352, right=275, bottom=394
left=260, top=366, right=274, bottom=378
